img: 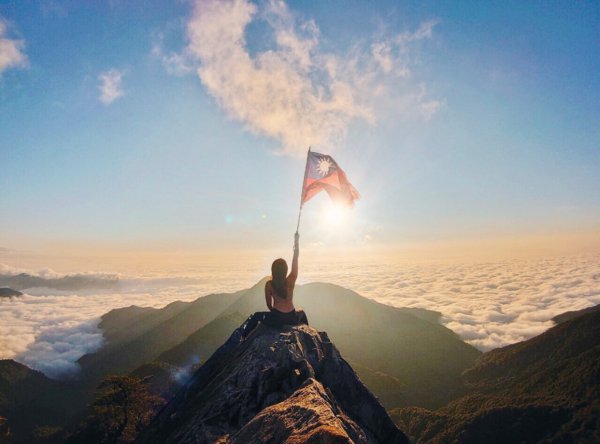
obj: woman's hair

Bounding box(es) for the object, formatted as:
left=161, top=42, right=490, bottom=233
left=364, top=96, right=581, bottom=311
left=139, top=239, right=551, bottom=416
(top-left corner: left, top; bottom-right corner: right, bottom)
left=271, top=258, right=288, bottom=299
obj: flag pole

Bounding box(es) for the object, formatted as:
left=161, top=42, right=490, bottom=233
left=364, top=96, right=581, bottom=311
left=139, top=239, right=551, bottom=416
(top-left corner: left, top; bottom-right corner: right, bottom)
left=295, top=146, right=311, bottom=234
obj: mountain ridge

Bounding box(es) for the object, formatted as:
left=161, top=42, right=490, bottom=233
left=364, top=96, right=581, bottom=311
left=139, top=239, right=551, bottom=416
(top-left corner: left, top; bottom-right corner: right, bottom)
left=91, top=280, right=481, bottom=410
left=0, top=359, right=77, bottom=439
left=394, top=310, right=600, bottom=443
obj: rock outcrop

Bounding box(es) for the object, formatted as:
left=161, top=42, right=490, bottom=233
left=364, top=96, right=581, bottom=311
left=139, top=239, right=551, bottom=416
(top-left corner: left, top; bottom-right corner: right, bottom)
left=139, top=323, right=409, bottom=443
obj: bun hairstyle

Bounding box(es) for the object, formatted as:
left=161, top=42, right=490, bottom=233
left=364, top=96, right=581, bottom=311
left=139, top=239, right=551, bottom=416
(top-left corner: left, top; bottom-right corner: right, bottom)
left=271, top=258, right=288, bottom=299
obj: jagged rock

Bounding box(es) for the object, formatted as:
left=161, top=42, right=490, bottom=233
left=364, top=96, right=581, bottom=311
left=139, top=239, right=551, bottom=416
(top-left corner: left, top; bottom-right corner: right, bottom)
left=230, top=378, right=369, bottom=443
left=138, top=323, right=408, bottom=443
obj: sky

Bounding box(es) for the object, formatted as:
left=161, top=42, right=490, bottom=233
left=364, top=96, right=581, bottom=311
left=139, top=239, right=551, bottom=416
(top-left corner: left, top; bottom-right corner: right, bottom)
left=1, top=0, right=599, bottom=257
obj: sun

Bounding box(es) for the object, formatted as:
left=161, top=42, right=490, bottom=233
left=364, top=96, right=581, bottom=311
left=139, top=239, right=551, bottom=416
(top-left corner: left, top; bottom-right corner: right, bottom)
left=324, top=204, right=348, bottom=227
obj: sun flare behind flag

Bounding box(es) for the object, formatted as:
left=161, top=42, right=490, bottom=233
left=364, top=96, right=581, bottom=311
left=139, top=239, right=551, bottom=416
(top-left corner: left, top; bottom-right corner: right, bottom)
left=301, top=151, right=360, bottom=207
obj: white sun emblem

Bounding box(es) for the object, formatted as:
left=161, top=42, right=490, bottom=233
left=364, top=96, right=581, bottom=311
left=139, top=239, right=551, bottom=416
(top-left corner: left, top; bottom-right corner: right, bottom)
left=316, top=157, right=333, bottom=176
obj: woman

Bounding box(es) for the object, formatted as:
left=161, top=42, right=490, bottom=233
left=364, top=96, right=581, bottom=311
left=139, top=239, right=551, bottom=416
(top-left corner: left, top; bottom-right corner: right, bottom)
left=265, top=232, right=298, bottom=312
left=242, top=233, right=308, bottom=339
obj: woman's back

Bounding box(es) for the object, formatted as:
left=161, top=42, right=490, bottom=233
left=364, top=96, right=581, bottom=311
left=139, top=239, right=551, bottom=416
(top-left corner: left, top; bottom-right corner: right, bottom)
left=267, top=279, right=295, bottom=312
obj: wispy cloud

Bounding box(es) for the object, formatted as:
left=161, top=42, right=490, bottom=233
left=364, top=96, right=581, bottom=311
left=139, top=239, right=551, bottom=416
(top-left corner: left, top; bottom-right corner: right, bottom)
left=98, top=68, right=125, bottom=105
left=0, top=16, right=27, bottom=77
left=371, top=20, right=438, bottom=76
left=40, top=0, right=68, bottom=18
left=185, top=0, right=440, bottom=156
left=151, top=39, right=193, bottom=76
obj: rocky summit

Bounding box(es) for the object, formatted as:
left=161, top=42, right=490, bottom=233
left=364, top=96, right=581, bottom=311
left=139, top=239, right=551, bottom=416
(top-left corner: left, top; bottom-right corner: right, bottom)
left=138, top=322, right=409, bottom=443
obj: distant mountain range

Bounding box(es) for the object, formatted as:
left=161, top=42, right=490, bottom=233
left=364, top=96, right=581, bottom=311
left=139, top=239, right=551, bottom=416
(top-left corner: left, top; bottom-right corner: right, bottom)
left=0, top=273, right=119, bottom=291
left=0, top=288, right=22, bottom=298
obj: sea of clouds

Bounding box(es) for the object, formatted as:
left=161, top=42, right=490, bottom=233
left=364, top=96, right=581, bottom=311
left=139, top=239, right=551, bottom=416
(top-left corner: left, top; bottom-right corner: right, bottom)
left=1, top=253, right=599, bottom=378
left=305, top=254, right=600, bottom=351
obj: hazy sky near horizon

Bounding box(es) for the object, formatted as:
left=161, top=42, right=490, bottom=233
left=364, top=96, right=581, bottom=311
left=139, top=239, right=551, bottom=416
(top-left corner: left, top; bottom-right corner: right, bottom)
left=1, top=0, right=599, bottom=253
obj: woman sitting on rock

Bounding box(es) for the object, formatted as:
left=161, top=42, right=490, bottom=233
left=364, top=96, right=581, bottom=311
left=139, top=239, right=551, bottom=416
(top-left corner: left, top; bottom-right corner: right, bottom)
left=242, top=233, right=308, bottom=339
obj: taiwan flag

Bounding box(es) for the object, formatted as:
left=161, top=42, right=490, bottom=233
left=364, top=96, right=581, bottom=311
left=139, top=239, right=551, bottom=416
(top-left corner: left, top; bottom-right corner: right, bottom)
left=301, top=150, right=360, bottom=206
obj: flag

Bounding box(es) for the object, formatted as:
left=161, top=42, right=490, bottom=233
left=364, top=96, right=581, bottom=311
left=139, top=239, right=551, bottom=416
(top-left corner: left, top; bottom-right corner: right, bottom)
left=301, top=151, right=360, bottom=206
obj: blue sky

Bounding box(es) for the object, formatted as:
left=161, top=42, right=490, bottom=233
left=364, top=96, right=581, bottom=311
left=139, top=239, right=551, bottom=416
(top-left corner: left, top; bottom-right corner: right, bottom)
left=1, top=0, right=599, bottom=254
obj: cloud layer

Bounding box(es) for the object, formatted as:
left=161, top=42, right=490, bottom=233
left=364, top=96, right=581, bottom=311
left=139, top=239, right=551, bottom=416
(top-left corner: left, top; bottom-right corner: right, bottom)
left=0, top=285, right=208, bottom=379
left=0, top=15, right=27, bottom=76
left=302, top=254, right=600, bottom=351
left=1, top=253, right=599, bottom=378
left=185, top=0, right=440, bottom=155
left=0, top=263, right=264, bottom=378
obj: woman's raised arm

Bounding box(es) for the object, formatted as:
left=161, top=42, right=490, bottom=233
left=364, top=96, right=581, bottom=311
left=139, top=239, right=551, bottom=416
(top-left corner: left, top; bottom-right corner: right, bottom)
left=289, top=232, right=299, bottom=283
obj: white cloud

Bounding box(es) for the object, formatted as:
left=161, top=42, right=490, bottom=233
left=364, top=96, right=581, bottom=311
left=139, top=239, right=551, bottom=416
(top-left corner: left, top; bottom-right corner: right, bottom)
left=0, top=16, right=27, bottom=77
left=0, top=266, right=264, bottom=378
left=16, top=320, right=104, bottom=379
left=98, top=68, right=125, bottom=105
left=306, top=254, right=600, bottom=351
left=185, top=0, right=439, bottom=156
left=371, top=42, right=395, bottom=75
left=417, top=86, right=443, bottom=120
left=151, top=39, right=194, bottom=76
left=0, top=287, right=205, bottom=378
left=396, top=19, right=438, bottom=44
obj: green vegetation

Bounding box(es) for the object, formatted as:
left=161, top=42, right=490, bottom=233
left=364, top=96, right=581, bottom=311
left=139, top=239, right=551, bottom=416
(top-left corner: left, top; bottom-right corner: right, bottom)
left=68, top=376, right=163, bottom=444
left=0, top=360, right=74, bottom=442
left=393, top=310, right=600, bottom=443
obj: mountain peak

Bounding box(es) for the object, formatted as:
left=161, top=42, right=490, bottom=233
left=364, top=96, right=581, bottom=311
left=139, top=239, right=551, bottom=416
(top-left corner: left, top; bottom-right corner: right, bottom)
left=139, top=322, right=408, bottom=443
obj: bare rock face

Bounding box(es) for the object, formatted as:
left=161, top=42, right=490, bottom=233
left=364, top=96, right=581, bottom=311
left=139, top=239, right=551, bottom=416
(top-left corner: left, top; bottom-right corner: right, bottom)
left=139, top=323, right=409, bottom=443
left=230, top=378, right=372, bottom=443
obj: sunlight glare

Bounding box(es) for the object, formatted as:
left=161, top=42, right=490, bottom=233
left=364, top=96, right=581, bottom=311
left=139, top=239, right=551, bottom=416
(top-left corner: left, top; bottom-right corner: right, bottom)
left=324, top=204, right=349, bottom=227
